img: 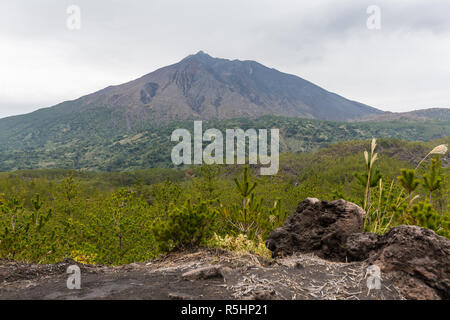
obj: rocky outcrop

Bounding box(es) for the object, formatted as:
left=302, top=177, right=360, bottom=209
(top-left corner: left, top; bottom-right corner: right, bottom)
left=345, top=232, right=382, bottom=261
left=346, top=225, right=450, bottom=299
left=266, top=198, right=365, bottom=260
left=266, top=198, right=450, bottom=300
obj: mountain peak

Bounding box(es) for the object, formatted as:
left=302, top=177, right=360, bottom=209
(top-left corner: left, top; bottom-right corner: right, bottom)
left=182, top=50, right=214, bottom=63
left=70, top=52, right=382, bottom=123
left=195, top=50, right=208, bottom=56
left=4, top=52, right=383, bottom=129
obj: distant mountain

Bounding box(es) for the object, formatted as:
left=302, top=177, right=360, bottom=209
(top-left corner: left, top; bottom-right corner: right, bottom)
left=0, top=52, right=383, bottom=146
left=1, top=51, right=448, bottom=171
left=356, top=108, right=450, bottom=122
left=73, top=50, right=382, bottom=122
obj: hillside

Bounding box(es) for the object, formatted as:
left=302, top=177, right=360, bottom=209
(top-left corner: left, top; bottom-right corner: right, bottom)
left=358, top=108, right=450, bottom=122
left=0, top=52, right=386, bottom=161
left=0, top=115, right=447, bottom=171
left=2, top=52, right=448, bottom=173
left=0, top=52, right=382, bottom=138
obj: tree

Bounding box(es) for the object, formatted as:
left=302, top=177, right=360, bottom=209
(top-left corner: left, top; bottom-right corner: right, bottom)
left=59, top=171, right=80, bottom=218
left=397, top=169, right=420, bottom=207
left=354, top=168, right=382, bottom=190
left=152, top=199, right=218, bottom=251
left=192, top=164, right=221, bottom=200
left=151, top=180, right=182, bottom=218
left=422, top=156, right=442, bottom=203
left=233, top=166, right=258, bottom=234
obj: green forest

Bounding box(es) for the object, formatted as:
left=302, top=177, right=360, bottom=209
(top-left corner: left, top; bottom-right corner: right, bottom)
left=0, top=137, right=448, bottom=265
left=0, top=115, right=448, bottom=171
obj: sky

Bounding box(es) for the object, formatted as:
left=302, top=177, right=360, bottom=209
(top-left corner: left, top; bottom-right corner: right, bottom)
left=1, top=0, right=450, bottom=118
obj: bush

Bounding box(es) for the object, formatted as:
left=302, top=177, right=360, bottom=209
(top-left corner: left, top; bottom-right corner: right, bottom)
left=411, top=201, right=450, bottom=238
left=152, top=199, right=218, bottom=251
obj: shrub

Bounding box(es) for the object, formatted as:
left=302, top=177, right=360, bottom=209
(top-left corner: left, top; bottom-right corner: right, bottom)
left=410, top=201, right=449, bottom=238
left=152, top=199, right=218, bottom=251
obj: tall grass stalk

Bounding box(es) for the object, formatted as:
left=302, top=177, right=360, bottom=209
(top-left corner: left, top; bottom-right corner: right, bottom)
left=362, top=139, right=379, bottom=214
left=415, top=144, right=448, bottom=170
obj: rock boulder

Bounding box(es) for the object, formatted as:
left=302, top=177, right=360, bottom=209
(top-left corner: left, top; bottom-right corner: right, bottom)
left=266, top=197, right=450, bottom=299
left=347, top=225, right=450, bottom=299
left=266, top=198, right=365, bottom=260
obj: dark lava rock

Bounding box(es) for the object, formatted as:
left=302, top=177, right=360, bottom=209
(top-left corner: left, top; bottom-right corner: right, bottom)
left=266, top=198, right=365, bottom=260
left=345, top=232, right=382, bottom=261
left=265, top=196, right=450, bottom=299
left=355, top=226, right=449, bottom=299
left=388, top=271, right=442, bottom=300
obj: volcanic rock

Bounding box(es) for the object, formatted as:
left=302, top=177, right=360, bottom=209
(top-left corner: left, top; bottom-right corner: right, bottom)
left=266, top=198, right=365, bottom=260
left=347, top=225, right=450, bottom=299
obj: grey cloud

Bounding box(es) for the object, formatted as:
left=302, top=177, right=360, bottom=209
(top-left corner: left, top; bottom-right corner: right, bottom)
left=0, top=0, right=449, bottom=118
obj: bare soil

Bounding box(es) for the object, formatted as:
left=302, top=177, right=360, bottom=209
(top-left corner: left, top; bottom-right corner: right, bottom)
left=0, top=248, right=404, bottom=300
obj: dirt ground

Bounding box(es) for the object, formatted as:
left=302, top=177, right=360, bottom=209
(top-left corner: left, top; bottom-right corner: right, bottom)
left=0, top=248, right=404, bottom=300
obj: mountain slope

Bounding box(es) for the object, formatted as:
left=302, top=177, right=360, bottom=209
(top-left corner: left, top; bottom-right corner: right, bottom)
left=76, top=50, right=382, bottom=122
left=0, top=51, right=383, bottom=149
left=2, top=52, right=448, bottom=172
left=357, top=108, right=450, bottom=122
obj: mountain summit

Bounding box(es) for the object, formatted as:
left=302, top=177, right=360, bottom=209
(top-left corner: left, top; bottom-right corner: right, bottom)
left=0, top=52, right=383, bottom=144
left=74, top=51, right=381, bottom=123
left=0, top=52, right=388, bottom=166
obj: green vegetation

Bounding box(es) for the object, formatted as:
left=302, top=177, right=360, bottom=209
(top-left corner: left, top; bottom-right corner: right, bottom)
left=0, top=137, right=448, bottom=265
left=0, top=116, right=448, bottom=171
left=354, top=139, right=449, bottom=236
left=423, top=157, right=443, bottom=202
left=152, top=199, right=219, bottom=251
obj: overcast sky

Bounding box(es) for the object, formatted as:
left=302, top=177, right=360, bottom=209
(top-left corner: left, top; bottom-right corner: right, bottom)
left=1, top=0, right=450, bottom=118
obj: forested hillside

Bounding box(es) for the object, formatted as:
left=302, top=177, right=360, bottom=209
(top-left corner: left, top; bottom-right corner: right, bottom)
left=0, top=116, right=448, bottom=171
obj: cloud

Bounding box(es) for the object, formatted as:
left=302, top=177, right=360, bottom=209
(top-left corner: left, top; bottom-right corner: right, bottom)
left=0, top=0, right=449, bottom=118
